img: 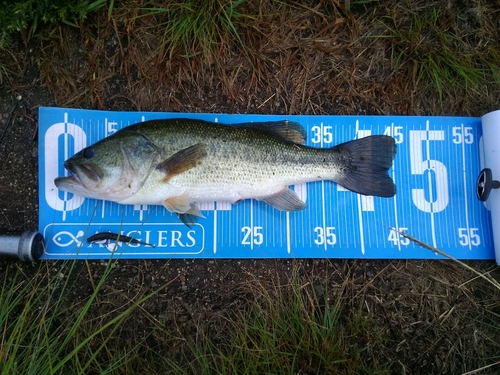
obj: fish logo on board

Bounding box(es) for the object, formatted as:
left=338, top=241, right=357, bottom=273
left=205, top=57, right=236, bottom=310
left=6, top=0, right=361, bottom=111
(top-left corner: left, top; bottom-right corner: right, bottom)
left=52, top=229, right=85, bottom=247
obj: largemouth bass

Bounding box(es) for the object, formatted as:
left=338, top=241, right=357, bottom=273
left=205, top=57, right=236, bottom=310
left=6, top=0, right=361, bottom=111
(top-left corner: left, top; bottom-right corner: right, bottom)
left=54, top=119, right=396, bottom=225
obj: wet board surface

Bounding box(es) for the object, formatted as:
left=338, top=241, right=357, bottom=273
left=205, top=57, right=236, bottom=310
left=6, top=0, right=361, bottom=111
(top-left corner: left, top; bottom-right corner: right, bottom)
left=38, top=107, right=495, bottom=260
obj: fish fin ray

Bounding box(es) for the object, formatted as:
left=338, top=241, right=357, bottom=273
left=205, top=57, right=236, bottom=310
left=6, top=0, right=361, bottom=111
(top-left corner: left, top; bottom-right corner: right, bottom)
left=334, top=135, right=396, bottom=197
left=177, top=213, right=199, bottom=228
left=237, top=121, right=306, bottom=145
left=163, top=193, right=191, bottom=213
left=186, top=204, right=205, bottom=218
left=164, top=194, right=205, bottom=227
left=260, top=188, right=307, bottom=211
left=177, top=204, right=204, bottom=227
left=156, top=143, right=207, bottom=181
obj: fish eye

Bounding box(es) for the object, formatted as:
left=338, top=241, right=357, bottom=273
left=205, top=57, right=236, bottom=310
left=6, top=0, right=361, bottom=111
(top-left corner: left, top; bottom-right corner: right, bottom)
left=83, top=146, right=95, bottom=159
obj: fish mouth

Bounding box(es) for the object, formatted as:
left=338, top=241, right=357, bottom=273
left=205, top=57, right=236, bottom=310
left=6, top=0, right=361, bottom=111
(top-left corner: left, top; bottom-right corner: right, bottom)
left=54, top=175, right=82, bottom=190
left=55, top=161, right=103, bottom=191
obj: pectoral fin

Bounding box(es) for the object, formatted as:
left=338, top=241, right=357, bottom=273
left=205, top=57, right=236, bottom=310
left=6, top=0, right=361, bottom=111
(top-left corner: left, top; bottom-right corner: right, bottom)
left=260, top=188, right=307, bottom=211
left=155, top=143, right=207, bottom=181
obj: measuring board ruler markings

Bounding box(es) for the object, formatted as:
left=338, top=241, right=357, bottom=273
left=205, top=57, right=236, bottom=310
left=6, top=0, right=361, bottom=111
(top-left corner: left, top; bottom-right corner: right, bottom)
left=38, top=107, right=495, bottom=260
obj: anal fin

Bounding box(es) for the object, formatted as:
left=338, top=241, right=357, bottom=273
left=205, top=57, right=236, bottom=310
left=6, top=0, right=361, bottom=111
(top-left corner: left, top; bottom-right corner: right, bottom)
left=259, top=188, right=306, bottom=211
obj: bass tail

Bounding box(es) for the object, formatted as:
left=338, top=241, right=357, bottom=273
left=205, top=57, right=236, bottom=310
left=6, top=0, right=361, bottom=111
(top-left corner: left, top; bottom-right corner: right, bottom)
left=334, top=135, right=397, bottom=197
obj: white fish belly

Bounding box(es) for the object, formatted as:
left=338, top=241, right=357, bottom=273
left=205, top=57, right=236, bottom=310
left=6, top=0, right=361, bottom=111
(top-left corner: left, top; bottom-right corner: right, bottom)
left=118, top=151, right=338, bottom=207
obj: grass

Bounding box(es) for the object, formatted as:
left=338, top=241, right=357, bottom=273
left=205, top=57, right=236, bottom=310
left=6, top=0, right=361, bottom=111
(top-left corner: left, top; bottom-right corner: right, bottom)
left=395, top=230, right=500, bottom=373
left=0, top=260, right=393, bottom=374
left=0, top=0, right=111, bottom=83
left=369, top=3, right=500, bottom=103
left=2, top=0, right=500, bottom=373
left=176, top=271, right=390, bottom=374
left=3, top=256, right=498, bottom=374
left=0, top=258, right=176, bottom=374
left=0, top=0, right=110, bottom=48
left=397, top=229, right=500, bottom=291
left=17, top=0, right=499, bottom=112
left=136, top=0, right=249, bottom=60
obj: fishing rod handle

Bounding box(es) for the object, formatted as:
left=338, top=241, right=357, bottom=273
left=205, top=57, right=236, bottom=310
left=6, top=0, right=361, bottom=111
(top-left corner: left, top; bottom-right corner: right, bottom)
left=0, top=231, right=44, bottom=262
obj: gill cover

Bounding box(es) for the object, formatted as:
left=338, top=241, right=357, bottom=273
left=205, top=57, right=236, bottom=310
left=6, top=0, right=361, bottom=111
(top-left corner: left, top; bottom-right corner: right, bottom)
left=56, top=128, right=162, bottom=200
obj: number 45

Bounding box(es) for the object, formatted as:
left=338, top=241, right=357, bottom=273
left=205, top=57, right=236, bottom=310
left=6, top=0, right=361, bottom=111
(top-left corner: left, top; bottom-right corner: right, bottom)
left=388, top=228, right=410, bottom=246
left=383, top=125, right=403, bottom=144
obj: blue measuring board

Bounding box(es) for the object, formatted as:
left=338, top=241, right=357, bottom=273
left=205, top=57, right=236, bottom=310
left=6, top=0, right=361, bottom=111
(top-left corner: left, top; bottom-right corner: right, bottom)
left=38, top=107, right=495, bottom=260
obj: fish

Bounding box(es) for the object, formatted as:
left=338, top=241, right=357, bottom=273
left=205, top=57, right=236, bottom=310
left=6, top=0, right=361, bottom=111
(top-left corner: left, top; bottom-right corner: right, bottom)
left=87, top=232, right=155, bottom=247
left=54, top=118, right=396, bottom=225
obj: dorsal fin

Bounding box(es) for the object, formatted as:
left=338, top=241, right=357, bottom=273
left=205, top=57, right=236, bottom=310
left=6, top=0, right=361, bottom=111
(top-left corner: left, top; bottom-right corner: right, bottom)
left=236, top=120, right=306, bottom=145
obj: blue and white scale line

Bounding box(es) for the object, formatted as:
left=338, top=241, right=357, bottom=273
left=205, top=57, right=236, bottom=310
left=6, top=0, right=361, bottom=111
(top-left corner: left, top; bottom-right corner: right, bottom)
left=38, top=107, right=496, bottom=260
left=461, top=123, right=471, bottom=251
left=390, top=122, right=402, bottom=252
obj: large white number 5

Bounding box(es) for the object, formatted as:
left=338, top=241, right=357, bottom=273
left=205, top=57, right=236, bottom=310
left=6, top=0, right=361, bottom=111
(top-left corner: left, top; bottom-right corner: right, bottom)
left=410, top=128, right=449, bottom=213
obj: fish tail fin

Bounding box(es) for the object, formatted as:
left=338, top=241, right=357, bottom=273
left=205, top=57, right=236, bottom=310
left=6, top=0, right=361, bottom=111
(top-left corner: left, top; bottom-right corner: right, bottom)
left=334, top=135, right=396, bottom=197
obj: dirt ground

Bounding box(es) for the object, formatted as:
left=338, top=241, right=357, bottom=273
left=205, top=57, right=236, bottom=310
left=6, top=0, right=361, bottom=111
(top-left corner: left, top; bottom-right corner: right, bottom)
left=1, top=0, right=500, bottom=373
